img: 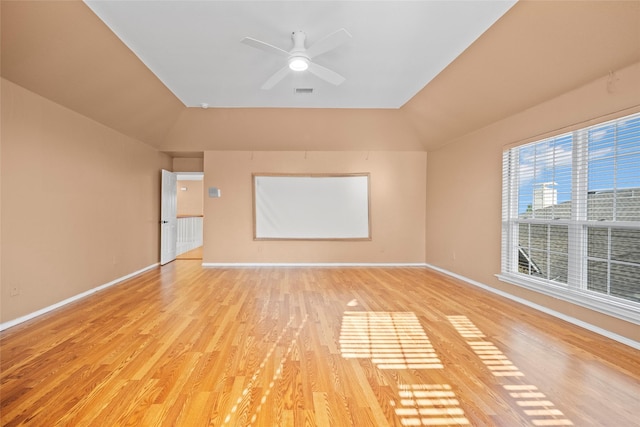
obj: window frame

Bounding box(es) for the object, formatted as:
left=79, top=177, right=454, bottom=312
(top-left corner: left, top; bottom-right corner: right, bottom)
left=499, top=113, right=640, bottom=325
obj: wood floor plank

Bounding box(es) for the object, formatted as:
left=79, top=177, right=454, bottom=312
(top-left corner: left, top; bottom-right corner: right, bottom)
left=1, top=263, right=639, bottom=426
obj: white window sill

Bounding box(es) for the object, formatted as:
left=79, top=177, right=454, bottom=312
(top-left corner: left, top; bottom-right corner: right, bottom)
left=497, top=273, right=640, bottom=326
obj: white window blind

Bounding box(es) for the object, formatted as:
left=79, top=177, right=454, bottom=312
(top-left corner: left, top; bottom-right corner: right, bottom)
left=500, top=112, right=640, bottom=324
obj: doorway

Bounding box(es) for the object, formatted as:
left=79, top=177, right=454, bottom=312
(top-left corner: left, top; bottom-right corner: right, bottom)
left=175, top=172, right=204, bottom=261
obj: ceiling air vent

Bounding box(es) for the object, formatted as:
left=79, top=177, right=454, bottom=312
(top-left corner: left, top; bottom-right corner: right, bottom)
left=294, top=88, right=314, bottom=94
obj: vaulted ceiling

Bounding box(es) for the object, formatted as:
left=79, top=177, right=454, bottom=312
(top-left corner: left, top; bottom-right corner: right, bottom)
left=2, top=1, right=639, bottom=153
left=83, top=1, right=515, bottom=109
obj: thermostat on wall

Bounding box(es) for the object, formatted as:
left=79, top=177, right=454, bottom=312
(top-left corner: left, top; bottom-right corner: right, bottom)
left=208, top=187, right=221, bottom=198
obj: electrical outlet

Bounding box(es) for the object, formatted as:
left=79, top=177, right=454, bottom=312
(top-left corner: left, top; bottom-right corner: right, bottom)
left=10, top=285, right=20, bottom=297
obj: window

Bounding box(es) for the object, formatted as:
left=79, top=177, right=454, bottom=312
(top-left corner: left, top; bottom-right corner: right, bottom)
left=500, top=112, right=640, bottom=324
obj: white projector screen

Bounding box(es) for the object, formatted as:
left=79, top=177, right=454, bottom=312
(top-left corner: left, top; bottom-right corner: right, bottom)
left=253, top=174, right=371, bottom=240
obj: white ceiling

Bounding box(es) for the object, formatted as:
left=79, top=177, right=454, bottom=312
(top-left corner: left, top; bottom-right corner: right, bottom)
left=84, top=1, right=515, bottom=109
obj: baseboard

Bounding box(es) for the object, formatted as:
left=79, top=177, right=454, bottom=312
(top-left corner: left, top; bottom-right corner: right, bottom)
left=0, top=263, right=159, bottom=332
left=424, top=263, right=640, bottom=351
left=202, top=262, right=429, bottom=268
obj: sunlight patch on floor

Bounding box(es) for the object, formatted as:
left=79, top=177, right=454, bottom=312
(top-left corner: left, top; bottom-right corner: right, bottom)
left=391, top=384, right=470, bottom=426
left=339, top=311, right=443, bottom=370
left=448, top=315, right=573, bottom=426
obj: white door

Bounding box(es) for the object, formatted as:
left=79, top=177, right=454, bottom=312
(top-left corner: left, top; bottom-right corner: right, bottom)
left=160, top=169, right=177, bottom=265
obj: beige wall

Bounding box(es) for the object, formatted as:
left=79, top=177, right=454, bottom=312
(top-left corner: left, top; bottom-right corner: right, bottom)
left=177, top=180, right=204, bottom=217
left=203, top=151, right=426, bottom=264
left=173, top=157, right=204, bottom=172
left=1, top=78, right=172, bottom=323
left=161, top=108, right=424, bottom=152
left=425, top=62, right=640, bottom=342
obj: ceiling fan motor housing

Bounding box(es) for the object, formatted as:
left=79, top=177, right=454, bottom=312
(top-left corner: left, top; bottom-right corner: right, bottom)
left=291, top=31, right=307, bottom=52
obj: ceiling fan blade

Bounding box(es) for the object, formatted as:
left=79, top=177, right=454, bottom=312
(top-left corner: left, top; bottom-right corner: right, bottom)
left=307, top=62, right=346, bottom=86
left=241, top=37, right=289, bottom=57
left=261, top=65, right=290, bottom=90
left=305, top=28, right=352, bottom=59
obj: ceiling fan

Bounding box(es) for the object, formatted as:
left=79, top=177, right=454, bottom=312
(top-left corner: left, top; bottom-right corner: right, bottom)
left=241, top=28, right=352, bottom=90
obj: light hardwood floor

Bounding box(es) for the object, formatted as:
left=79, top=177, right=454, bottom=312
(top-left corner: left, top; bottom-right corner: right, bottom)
left=1, top=262, right=639, bottom=426
left=176, top=246, right=203, bottom=260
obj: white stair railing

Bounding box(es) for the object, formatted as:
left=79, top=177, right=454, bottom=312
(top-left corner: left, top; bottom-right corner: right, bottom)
left=176, top=216, right=203, bottom=256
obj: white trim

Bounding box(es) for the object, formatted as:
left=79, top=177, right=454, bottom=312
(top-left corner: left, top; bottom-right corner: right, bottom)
left=424, top=263, right=640, bottom=351
left=202, top=262, right=428, bottom=268
left=497, top=272, right=640, bottom=325
left=0, top=263, right=158, bottom=332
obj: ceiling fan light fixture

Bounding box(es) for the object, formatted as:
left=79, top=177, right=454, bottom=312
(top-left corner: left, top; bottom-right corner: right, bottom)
left=288, top=56, right=309, bottom=71
left=242, top=28, right=350, bottom=89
